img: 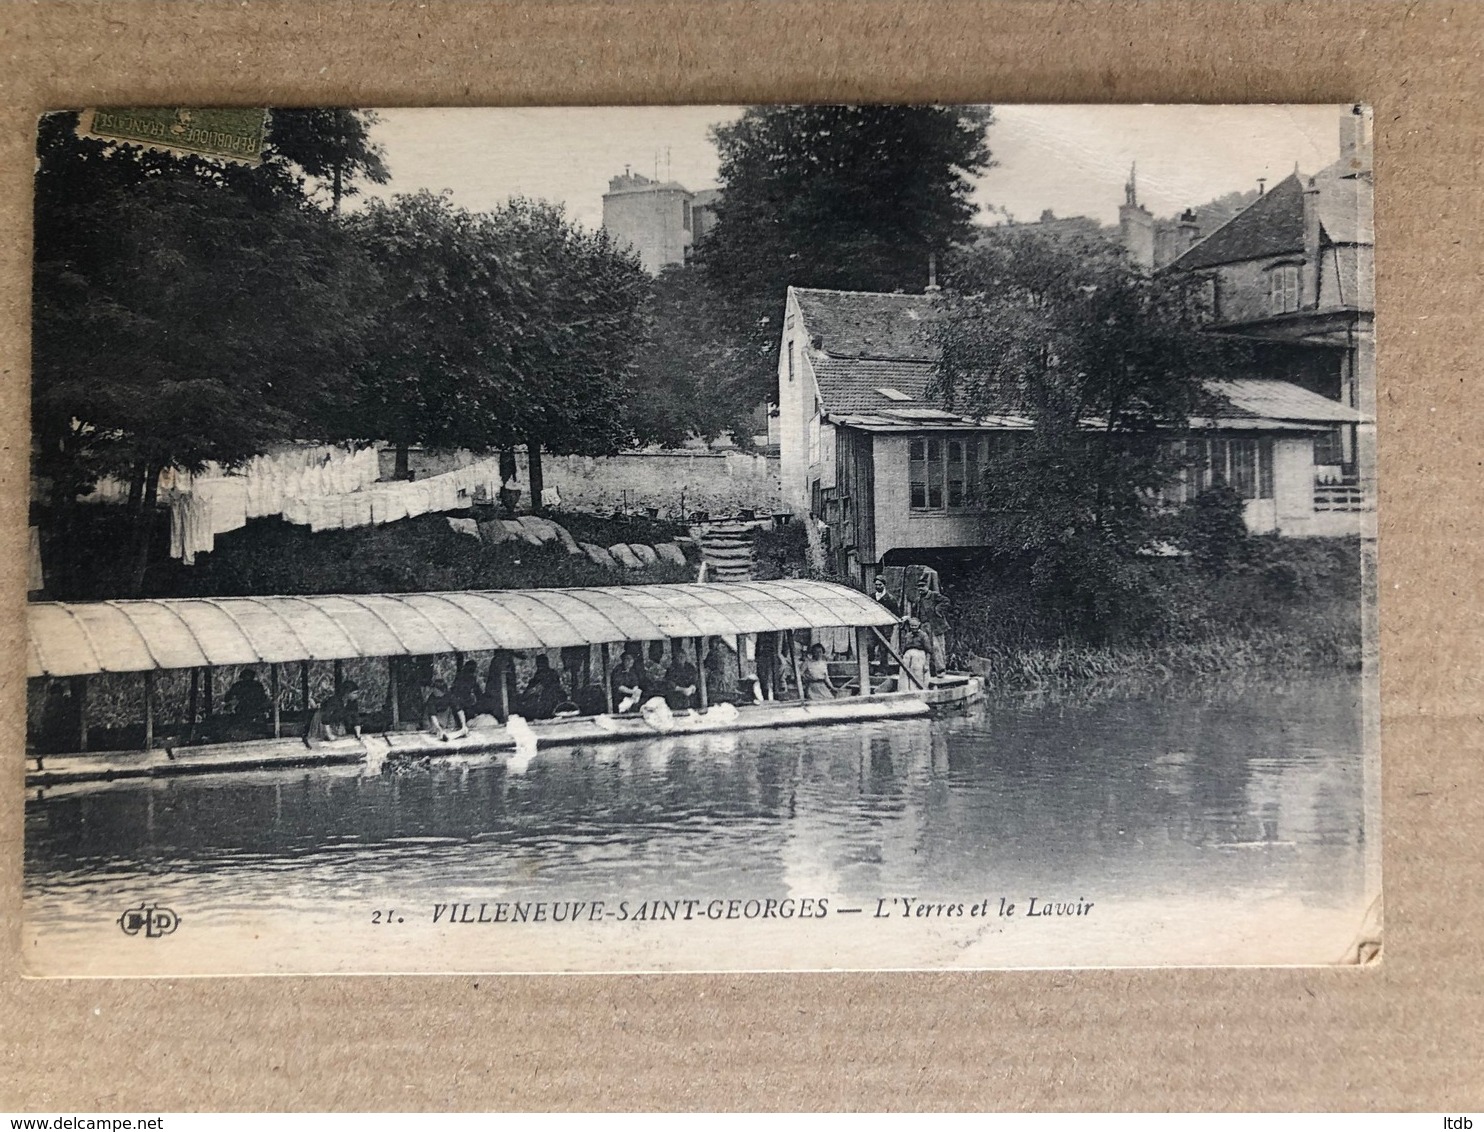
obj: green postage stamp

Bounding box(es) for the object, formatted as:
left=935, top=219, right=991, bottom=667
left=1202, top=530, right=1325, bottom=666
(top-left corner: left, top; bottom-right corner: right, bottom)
left=77, top=107, right=268, bottom=165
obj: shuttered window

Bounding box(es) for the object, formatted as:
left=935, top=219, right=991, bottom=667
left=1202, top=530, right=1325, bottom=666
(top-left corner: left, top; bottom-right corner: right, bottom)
left=1269, top=264, right=1300, bottom=314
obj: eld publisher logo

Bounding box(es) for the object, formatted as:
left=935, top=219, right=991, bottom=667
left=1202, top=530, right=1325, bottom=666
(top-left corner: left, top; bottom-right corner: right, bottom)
left=117, top=903, right=180, bottom=938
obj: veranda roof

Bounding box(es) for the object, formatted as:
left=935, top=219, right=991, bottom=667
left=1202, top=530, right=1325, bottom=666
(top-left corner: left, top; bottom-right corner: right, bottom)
left=27, top=581, right=898, bottom=678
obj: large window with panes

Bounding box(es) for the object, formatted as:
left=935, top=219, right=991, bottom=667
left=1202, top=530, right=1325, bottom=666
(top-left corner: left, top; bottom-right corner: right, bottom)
left=908, top=434, right=1024, bottom=512
left=1159, top=437, right=1275, bottom=505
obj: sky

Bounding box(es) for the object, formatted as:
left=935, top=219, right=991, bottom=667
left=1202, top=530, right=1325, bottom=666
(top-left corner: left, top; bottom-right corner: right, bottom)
left=362, top=104, right=1346, bottom=231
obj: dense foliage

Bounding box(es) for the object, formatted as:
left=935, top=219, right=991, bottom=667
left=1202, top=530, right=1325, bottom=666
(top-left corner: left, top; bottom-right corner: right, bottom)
left=32, top=109, right=388, bottom=592
left=933, top=226, right=1251, bottom=641
left=697, top=104, right=995, bottom=406
left=946, top=537, right=1364, bottom=685
left=626, top=265, right=761, bottom=447
left=33, top=113, right=651, bottom=588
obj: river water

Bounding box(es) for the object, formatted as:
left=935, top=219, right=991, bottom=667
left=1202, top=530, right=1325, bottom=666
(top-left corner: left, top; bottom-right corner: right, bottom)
left=23, top=671, right=1378, bottom=974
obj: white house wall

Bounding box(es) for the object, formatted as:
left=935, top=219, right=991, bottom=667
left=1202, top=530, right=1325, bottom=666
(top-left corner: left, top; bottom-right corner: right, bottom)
left=867, top=431, right=1344, bottom=560
left=869, top=435, right=989, bottom=562
left=778, top=289, right=839, bottom=514
left=777, top=290, right=811, bottom=515
left=1274, top=437, right=1316, bottom=528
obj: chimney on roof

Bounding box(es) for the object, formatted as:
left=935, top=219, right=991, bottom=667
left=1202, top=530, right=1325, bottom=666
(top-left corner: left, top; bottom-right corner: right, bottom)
left=1302, top=176, right=1322, bottom=309
left=1257, top=177, right=1267, bottom=196
left=925, top=252, right=941, bottom=296
left=1339, top=104, right=1374, bottom=172
left=1178, top=208, right=1200, bottom=251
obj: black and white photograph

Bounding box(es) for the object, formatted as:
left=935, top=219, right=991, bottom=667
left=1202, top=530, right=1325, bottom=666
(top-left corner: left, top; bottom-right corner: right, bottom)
left=22, top=103, right=1378, bottom=974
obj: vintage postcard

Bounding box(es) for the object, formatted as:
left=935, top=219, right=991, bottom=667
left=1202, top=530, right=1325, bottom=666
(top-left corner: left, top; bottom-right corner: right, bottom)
left=21, top=104, right=1379, bottom=975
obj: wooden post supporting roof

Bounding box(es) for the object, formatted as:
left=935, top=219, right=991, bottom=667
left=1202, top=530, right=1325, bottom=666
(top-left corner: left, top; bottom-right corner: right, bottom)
left=300, top=661, right=311, bottom=716
left=187, top=668, right=199, bottom=741
left=600, top=643, right=614, bottom=713
left=203, top=665, right=214, bottom=717
left=271, top=664, right=282, bottom=737
left=694, top=637, right=708, bottom=710
left=856, top=626, right=872, bottom=697
left=493, top=653, right=509, bottom=721
left=787, top=632, right=806, bottom=701
left=73, top=675, right=88, bottom=752
left=388, top=657, right=400, bottom=726
left=870, top=625, right=927, bottom=690
left=143, top=670, right=155, bottom=750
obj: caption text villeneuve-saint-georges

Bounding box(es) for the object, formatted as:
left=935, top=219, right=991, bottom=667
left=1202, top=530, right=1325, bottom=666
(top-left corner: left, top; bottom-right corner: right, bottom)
left=408, top=895, right=1096, bottom=926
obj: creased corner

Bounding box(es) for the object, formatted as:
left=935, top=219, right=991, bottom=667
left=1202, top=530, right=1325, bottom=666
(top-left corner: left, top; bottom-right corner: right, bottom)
left=1342, top=893, right=1383, bottom=965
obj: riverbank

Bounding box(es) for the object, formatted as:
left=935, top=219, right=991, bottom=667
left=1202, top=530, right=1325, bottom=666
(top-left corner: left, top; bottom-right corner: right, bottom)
left=35, top=506, right=694, bottom=601
left=946, top=536, right=1368, bottom=688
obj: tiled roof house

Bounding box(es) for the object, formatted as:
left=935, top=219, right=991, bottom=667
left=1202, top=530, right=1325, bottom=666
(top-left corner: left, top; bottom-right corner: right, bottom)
left=1165, top=107, right=1375, bottom=517
left=778, top=278, right=1370, bottom=588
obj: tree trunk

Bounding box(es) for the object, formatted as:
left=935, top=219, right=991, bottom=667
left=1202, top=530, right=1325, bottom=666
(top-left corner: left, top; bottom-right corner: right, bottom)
left=331, top=162, right=343, bottom=216
left=127, top=462, right=159, bottom=597
left=394, top=443, right=410, bottom=480
left=126, top=464, right=146, bottom=517
left=526, top=439, right=545, bottom=514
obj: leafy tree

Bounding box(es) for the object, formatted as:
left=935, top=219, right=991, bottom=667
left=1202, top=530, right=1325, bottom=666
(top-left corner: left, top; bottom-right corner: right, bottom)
left=344, top=191, right=535, bottom=476
left=267, top=108, right=390, bottom=213
left=1176, top=484, right=1251, bottom=574
left=931, top=227, right=1248, bottom=641
left=31, top=110, right=384, bottom=594
left=480, top=199, right=650, bottom=509
left=348, top=195, right=649, bottom=507
left=627, top=264, right=759, bottom=447
left=698, top=104, right=994, bottom=404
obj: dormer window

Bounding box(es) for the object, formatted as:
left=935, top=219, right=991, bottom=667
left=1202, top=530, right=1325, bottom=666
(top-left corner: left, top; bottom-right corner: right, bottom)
left=1268, top=263, right=1301, bottom=314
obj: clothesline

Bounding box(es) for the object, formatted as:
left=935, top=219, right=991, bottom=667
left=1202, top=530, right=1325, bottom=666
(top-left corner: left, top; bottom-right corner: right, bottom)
left=89, top=446, right=522, bottom=566
left=167, top=449, right=508, bottom=565
left=283, top=456, right=503, bottom=533
left=164, top=445, right=383, bottom=564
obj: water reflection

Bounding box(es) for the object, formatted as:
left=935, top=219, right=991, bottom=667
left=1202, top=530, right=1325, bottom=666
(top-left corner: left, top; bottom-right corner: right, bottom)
left=26, top=672, right=1369, bottom=942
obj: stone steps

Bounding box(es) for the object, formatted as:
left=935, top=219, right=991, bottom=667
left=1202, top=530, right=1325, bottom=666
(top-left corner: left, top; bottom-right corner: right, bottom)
left=691, top=521, right=757, bottom=583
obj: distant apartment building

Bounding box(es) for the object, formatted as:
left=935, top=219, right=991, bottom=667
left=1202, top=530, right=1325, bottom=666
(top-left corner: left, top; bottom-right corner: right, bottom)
left=601, top=170, right=722, bottom=275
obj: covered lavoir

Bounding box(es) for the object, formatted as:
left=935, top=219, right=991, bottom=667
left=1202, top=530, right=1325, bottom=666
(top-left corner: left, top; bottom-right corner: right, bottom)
left=25, top=579, right=981, bottom=787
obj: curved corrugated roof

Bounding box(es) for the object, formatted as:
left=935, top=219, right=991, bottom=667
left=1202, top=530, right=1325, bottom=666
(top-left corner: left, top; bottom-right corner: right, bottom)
left=27, top=581, right=898, bottom=678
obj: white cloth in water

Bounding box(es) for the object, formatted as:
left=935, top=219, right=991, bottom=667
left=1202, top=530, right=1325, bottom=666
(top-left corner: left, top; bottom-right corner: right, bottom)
left=639, top=696, right=676, bottom=733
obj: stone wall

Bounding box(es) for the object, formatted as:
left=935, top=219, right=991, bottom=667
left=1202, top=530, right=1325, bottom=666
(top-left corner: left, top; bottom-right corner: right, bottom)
left=382, top=447, right=781, bottom=520
left=518, top=449, right=780, bottom=519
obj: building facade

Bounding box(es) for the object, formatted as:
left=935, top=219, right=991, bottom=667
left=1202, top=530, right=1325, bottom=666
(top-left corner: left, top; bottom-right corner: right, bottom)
left=1166, top=107, right=1375, bottom=513
left=778, top=285, right=1369, bottom=591
left=601, top=170, right=697, bottom=275
left=600, top=172, right=725, bottom=276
